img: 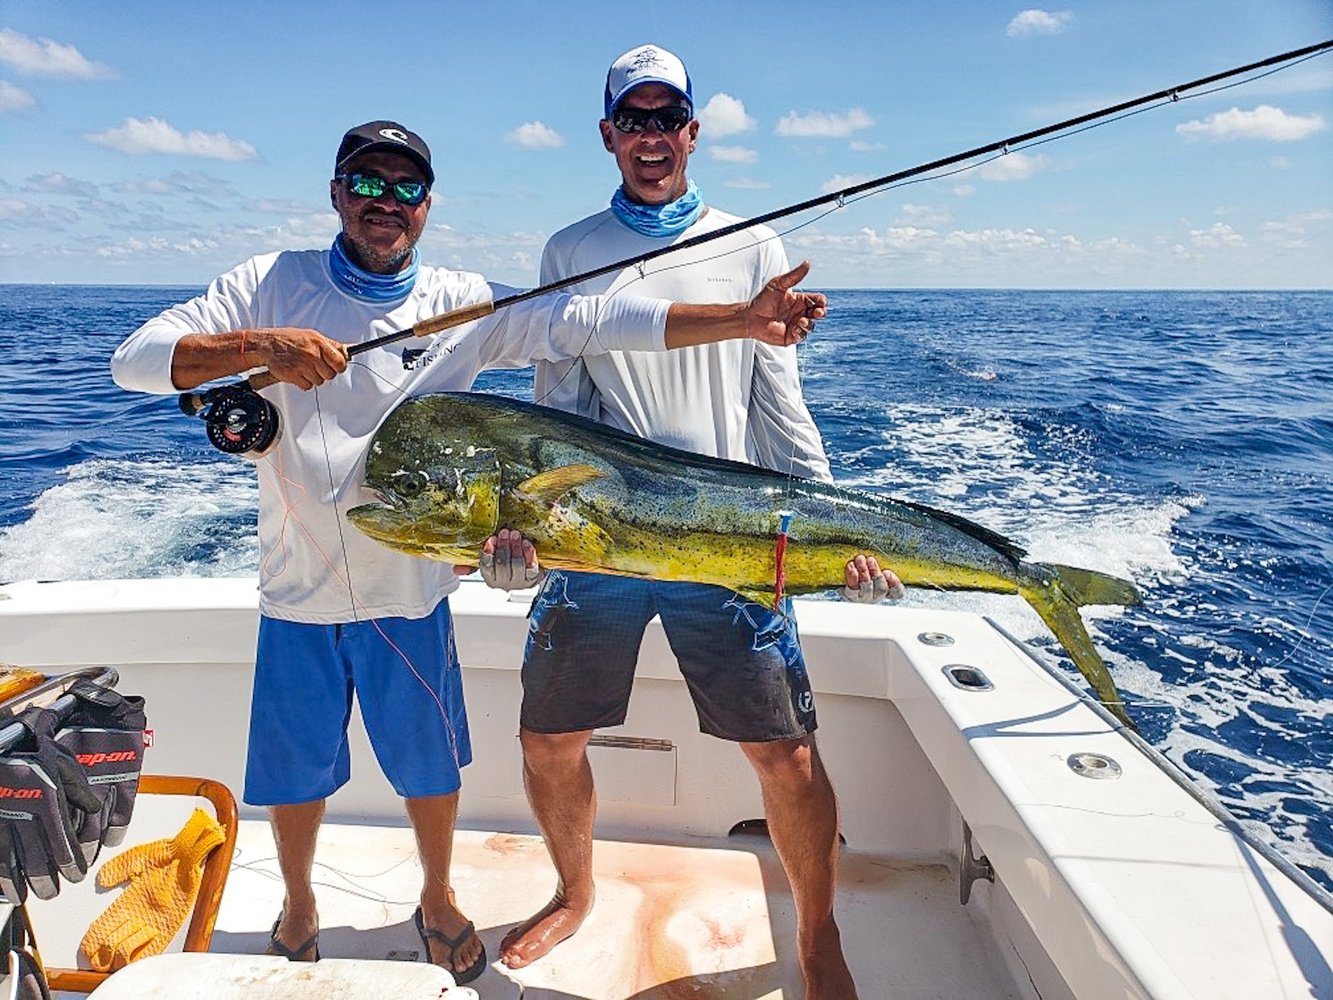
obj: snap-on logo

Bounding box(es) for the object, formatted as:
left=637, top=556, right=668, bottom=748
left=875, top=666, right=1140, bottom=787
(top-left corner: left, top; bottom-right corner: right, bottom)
left=0, top=787, right=41, bottom=800
left=77, top=751, right=138, bottom=767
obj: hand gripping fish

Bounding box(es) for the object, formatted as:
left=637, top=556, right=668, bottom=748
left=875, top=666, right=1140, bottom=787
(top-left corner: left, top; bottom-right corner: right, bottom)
left=347, top=393, right=1141, bottom=727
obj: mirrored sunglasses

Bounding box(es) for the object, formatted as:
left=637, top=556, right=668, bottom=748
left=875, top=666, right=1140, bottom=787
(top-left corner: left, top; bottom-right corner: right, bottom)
left=336, top=172, right=429, bottom=206
left=610, top=105, right=693, bottom=134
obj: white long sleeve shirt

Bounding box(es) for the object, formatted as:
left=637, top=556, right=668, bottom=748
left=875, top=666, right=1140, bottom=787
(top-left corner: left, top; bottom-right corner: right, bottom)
left=535, top=207, right=831, bottom=482
left=111, top=248, right=669, bottom=623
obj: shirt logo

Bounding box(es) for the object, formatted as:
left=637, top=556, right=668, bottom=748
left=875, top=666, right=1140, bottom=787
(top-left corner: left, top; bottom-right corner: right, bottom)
left=402, top=348, right=428, bottom=370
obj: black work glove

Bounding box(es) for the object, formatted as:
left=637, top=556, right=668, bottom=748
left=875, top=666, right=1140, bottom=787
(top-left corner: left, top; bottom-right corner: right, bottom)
left=0, top=707, right=101, bottom=902
left=53, top=680, right=147, bottom=863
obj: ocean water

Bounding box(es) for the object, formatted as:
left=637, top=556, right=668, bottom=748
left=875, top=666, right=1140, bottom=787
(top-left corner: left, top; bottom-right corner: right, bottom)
left=1, top=284, right=1330, bottom=891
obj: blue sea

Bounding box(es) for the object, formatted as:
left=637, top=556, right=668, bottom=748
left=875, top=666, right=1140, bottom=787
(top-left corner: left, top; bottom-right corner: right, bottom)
left=1, top=284, right=1330, bottom=891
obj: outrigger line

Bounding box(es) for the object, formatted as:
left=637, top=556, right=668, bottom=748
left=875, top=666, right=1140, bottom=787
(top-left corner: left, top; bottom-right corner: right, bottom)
left=181, top=39, right=1333, bottom=454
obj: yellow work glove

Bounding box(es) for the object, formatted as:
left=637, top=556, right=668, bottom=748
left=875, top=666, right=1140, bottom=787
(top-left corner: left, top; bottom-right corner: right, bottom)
left=78, top=808, right=225, bottom=972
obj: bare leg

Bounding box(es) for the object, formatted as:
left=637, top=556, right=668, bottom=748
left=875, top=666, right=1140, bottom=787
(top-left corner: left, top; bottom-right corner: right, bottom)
left=499, top=728, right=598, bottom=969
left=741, top=736, right=857, bottom=1000
left=405, top=792, right=484, bottom=977
left=267, top=799, right=324, bottom=961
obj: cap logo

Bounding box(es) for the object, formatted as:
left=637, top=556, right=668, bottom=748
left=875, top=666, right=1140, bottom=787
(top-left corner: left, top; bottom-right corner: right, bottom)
left=628, top=47, right=666, bottom=75
left=378, top=127, right=409, bottom=144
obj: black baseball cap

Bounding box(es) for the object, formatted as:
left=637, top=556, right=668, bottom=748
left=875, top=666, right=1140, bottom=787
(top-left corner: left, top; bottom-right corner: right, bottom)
left=335, top=121, right=434, bottom=186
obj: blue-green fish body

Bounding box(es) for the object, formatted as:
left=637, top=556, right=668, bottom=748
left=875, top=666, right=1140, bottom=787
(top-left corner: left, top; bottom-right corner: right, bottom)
left=348, top=392, right=1141, bottom=726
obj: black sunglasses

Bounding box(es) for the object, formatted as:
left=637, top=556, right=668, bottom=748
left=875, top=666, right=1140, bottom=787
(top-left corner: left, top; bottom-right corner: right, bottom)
left=336, top=172, right=429, bottom=206
left=610, top=105, right=693, bottom=134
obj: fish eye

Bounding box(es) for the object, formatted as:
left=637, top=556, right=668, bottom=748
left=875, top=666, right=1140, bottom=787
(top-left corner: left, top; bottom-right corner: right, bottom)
left=390, top=469, right=430, bottom=497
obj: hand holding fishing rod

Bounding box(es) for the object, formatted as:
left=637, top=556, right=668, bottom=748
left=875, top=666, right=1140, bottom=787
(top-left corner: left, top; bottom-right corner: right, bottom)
left=178, top=37, right=1330, bottom=458
left=176, top=297, right=499, bottom=456
left=179, top=262, right=822, bottom=457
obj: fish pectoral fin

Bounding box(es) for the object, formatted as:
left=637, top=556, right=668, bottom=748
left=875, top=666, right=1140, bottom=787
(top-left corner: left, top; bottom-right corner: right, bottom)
left=514, top=464, right=606, bottom=503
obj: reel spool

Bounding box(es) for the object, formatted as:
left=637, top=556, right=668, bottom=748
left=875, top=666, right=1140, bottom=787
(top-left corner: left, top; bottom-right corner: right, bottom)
left=179, top=383, right=281, bottom=459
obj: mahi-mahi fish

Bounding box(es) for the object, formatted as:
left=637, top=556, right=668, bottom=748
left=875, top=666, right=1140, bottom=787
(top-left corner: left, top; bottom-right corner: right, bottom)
left=347, top=392, right=1141, bottom=728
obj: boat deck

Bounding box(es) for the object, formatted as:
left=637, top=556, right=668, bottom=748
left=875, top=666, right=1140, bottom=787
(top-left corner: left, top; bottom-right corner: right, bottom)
left=41, top=812, right=1018, bottom=999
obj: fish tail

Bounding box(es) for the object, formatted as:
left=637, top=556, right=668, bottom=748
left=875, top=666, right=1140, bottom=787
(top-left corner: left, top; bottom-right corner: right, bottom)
left=1042, top=563, right=1143, bottom=609
left=1018, top=562, right=1139, bottom=731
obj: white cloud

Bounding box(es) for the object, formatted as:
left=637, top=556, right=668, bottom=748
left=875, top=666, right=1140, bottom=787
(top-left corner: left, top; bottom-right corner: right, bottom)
left=976, top=151, right=1046, bottom=181
left=897, top=203, right=953, bottom=227
left=709, top=145, right=758, bottom=164
left=848, top=140, right=885, bottom=152
left=23, top=173, right=100, bottom=199
left=0, top=197, right=79, bottom=228
left=776, top=107, right=873, bottom=138
left=1189, top=222, right=1245, bottom=248
left=722, top=177, right=772, bottom=190
left=698, top=93, right=755, bottom=137
left=113, top=170, right=231, bottom=197
left=1175, top=105, right=1325, bottom=142
left=0, top=28, right=114, bottom=78
left=1006, top=10, right=1073, bottom=38
left=86, top=117, right=258, bottom=160
left=821, top=173, right=875, bottom=194
left=0, top=80, right=34, bottom=112
left=1260, top=209, right=1333, bottom=249
left=946, top=227, right=1050, bottom=250
left=505, top=121, right=564, bottom=150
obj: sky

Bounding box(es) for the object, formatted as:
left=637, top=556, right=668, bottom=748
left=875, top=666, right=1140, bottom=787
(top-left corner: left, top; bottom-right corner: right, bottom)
left=0, top=1, right=1330, bottom=289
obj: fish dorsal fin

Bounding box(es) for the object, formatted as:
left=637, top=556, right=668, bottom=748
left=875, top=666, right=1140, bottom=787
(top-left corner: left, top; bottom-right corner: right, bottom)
left=514, top=464, right=606, bottom=503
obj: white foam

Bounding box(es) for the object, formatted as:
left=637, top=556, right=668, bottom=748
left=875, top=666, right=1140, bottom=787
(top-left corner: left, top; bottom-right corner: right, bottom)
left=0, top=458, right=258, bottom=582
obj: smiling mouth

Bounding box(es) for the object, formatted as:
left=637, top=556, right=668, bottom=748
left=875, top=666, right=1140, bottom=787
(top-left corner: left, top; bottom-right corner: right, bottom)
left=362, top=212, right=406, bottom=230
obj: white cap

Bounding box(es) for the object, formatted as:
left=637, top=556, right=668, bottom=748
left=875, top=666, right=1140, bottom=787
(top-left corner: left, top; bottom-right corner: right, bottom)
left=604, top=44, right=693, bottom=118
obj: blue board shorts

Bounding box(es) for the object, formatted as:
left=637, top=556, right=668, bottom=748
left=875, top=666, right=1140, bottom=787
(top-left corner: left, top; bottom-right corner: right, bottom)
left=244, top=599, right=471, bottom=805
left=521, top=571, right=816, bottom=742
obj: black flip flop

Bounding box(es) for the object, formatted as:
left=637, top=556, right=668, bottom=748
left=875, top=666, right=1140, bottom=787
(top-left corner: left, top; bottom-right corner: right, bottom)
left=414, top=904, right=487, bottom=984
left=268, top=913, right=320, bottom=962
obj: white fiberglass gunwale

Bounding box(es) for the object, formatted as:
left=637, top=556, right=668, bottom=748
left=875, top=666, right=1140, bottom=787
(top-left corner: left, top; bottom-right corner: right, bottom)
left=0, top=577, right=1330, bottom=999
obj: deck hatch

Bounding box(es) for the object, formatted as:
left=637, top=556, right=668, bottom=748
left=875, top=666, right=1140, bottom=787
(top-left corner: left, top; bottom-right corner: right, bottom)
left=942, top=663, right=994, bottom=691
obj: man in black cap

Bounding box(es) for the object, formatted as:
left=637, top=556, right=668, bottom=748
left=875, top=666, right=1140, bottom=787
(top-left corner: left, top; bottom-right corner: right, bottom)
left=111, top=119, right=827, bottom=985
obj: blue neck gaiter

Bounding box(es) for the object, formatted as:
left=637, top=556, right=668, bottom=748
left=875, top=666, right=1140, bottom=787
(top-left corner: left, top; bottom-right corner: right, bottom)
left=329, top=235, right=419, bottom=303
left=610, top=180, right=704, bottom=238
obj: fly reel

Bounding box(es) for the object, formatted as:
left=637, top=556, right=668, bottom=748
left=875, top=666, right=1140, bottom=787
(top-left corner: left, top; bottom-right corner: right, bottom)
left=179, top=383, right=281, bottom=459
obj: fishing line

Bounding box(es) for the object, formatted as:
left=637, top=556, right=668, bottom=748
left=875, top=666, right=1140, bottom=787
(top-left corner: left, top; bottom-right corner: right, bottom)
left=184, top=39, right=1333, bottom=454
left=1267, top=577, right=1333, bottom=672
left=183, top=41, right=1332, bottom=728
left=231, top=849, right=426, bottom=907
left=537, top=40, right=1333, bottom=493
left=313, top=387, right=358, bottom=617
left=247, top=376, right=467, bottom=773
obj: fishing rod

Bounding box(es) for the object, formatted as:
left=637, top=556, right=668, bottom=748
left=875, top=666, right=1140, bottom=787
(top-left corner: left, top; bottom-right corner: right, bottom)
left=182, top=38, right=1333, bottom=458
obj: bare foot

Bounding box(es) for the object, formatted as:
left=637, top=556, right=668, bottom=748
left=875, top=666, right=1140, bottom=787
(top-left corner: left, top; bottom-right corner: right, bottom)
left=499, top=893, right=592, bottom=969
left=800, top=920, right=858, bottom=1000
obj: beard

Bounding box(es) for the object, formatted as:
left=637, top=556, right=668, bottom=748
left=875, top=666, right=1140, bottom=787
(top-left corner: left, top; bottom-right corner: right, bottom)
left=337, top=201, right=427, bottom=273
left=341, top=228, right=417, bottom=272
